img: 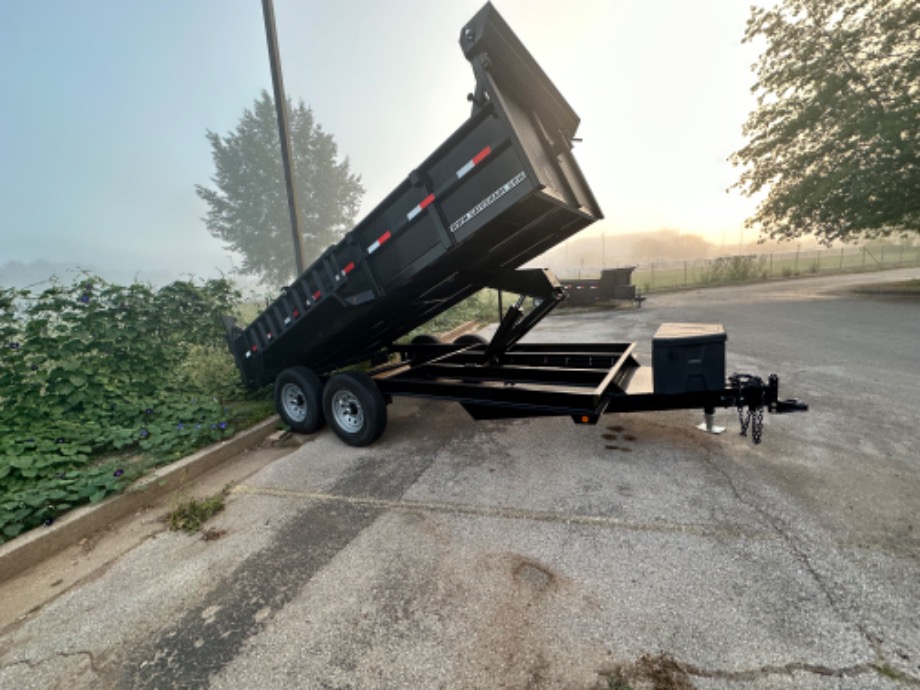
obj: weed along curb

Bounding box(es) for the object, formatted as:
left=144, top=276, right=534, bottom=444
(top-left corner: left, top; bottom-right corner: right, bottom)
left=0, top=415, right=280, bottom=585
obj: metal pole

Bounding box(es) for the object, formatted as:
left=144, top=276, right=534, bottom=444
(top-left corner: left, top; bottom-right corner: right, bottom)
left=262, top=0, right=307, bottom=276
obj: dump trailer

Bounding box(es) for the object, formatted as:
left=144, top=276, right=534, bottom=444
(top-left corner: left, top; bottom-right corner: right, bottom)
left=225, top=2, right=806, bottom=447
left=560, top=267, right=638, bottom=306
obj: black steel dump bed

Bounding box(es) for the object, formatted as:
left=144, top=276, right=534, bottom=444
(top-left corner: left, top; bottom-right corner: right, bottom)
left=228, top=2, right=601, bottom=388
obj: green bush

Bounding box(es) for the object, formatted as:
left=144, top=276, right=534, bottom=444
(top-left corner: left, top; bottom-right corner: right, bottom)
left=0, top=274, right=249, bottom=542
left=403, top=289, right=500, bottom=340
left=703, top=255, right=767, bottom=285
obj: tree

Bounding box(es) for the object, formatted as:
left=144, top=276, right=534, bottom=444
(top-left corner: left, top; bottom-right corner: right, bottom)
left=196, top=91, right=364, bottom=285
left=730, top=0, right=920, bottom=243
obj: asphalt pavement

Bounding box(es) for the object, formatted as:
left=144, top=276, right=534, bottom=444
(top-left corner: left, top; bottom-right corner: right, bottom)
left=1, top=268, right=918, bottom=689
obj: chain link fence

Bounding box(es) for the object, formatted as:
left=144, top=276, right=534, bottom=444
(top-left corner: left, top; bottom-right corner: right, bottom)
left=557, top=244, right=920, bottom=294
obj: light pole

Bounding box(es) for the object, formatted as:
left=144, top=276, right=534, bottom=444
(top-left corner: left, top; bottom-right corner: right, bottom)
left=262, top=0, right=307, bottom=276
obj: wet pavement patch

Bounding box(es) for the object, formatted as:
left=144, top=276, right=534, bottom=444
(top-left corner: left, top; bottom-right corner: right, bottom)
left=120, top=452, right=435, bottom=689
left=603, top=426, right=637, bottom=452
left=597, top=653, right=694, bottom=689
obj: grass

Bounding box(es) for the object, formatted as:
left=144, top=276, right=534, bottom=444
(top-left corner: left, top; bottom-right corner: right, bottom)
left=874, top=662, right=909, bottom=682
left=226, top=396, right=275, bottom=427
left=167, top=487, right=229, bottom=533
left=850, top=279, right=920, bottom=295
left=402, top=288, right=508, bottom=341
left=624, top=249, right=920, bottom=294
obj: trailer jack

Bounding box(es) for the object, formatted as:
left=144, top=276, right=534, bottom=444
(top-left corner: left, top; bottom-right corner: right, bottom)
left=697, top=408, right=726, bottom=435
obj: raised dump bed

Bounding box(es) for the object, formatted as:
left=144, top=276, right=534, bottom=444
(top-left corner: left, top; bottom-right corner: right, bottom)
left=227, top=1, right=600, bottom=389
left=226, top=2, right=807, bottom=447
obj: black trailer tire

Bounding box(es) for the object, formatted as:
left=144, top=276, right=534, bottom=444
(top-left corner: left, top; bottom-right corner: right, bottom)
left=411, top=334, right=443, bottom=344
left=274, top=366, right=325, bottom=434
left=453, top=333, right=487, bottom=346
left=323, top=372, right=388, bottom=447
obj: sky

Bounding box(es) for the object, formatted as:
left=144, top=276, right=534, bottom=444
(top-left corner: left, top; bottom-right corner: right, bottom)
left=0, top=0, right=768, bottom=284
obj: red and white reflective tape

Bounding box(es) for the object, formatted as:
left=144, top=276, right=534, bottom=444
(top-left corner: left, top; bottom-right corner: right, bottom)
left=367, top=230, right=392, bottom=254
left=313, top=290, right=322, bottom=301
left=341, top=261, right=355, bottom=277
left=407, top=193, right=435, bottom=222
left=456, top=145, right=492, bottom=180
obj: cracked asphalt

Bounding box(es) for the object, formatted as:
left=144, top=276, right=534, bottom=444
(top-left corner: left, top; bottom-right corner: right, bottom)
left=1, top=268, right=918, bottom=689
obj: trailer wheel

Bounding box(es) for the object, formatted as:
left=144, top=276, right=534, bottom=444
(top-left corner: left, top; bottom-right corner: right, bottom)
left=410, top=334, right=443, bottom=344
left=453, top=333, right=487, bottom=346
left=274, top=366, right=324, bottom=434
left=323, top=372, right=387, bottom=447
left=408, top=333, right=443, bottom=364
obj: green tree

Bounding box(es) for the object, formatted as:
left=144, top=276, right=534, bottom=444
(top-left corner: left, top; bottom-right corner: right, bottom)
left=730, top=0, right=920, bottom=243
left=197, top=91, right=364, bottom=285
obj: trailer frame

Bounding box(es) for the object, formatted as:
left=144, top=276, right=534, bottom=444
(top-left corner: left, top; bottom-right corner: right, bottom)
left=255, top=267, right=806, bottom=447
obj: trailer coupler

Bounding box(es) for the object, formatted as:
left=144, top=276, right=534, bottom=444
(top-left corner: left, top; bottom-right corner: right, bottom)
left=724, top=373, right=808, bottom=444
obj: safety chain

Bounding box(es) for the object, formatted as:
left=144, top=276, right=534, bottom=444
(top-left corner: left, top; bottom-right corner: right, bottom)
left=729, top=373, right=766, bottom=444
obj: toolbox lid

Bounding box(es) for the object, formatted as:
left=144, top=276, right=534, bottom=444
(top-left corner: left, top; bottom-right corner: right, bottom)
left=653, top=323, right=727, bottom=344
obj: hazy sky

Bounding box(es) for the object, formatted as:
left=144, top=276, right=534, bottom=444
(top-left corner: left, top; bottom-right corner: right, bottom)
left=0, top=0, right=767, bottom=281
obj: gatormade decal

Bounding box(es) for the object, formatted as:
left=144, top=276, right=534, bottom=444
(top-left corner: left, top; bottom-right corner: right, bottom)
left=449, top=171, right=527, bottom=233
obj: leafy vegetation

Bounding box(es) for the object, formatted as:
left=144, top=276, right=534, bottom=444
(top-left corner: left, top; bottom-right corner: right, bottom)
left=0, top=275, right=262, bottom=543
left=731, top=0, right=920, bottom=243
left=402, top=289, right=503, bottom=341
left=702, top=255, right=768, bottom=284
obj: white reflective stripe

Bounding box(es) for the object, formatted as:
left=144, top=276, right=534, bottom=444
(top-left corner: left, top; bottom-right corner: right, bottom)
left=406, top=205, right=422, bottom=221
left=367, top=240, right=381, bottom=254
left=456, top=160, right=475, bottom=179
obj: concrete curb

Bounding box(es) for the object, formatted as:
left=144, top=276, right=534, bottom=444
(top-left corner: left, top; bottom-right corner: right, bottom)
left=0, top=415, right=281, bottom=585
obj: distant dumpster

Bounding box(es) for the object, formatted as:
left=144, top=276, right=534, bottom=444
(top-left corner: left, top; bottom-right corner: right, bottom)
left=561, top=267, right=637, bottom=306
